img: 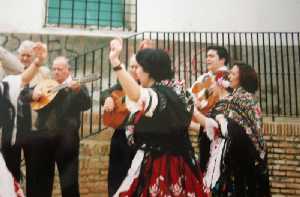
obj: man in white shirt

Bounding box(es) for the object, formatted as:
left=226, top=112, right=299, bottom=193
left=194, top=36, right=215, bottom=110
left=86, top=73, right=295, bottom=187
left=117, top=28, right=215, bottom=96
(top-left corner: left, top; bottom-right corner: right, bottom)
left=190, top=46, right=230, bottom=131
left=1, top=43, right=47, bottom=181
left=188, top=46, right=231, bottom=181
left=0, top=42, right=47, bottom=197
left=206, top=46, right=229, bottom=74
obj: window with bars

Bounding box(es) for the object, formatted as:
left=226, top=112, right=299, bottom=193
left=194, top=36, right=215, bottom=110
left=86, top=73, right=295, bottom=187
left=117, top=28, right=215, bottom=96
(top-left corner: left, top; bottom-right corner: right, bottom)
left=46, top=0, right=136, bottom=31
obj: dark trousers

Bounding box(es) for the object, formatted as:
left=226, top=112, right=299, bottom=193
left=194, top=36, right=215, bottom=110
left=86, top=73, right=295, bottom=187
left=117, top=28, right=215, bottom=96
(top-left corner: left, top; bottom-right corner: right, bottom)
left=108, top=128, right=136, bottom=197
left=25, top=130, right=80, bottom=197
left=1, top=144, right=21, bottom=181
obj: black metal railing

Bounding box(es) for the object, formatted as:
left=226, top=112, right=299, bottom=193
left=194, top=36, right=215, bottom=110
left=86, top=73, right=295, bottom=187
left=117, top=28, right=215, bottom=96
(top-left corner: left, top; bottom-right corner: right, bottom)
left=45, top=0, right=137, bottom=31
left=71, top=32, right=300, bottom=138
left=127, top=32, right=300, bottom=119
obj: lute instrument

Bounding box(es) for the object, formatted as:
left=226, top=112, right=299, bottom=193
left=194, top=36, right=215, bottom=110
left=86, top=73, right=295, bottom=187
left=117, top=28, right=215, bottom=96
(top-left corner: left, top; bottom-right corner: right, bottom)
left=102, top=89, right=129, bottom=129
left=31, top=73, right=100, bottom=110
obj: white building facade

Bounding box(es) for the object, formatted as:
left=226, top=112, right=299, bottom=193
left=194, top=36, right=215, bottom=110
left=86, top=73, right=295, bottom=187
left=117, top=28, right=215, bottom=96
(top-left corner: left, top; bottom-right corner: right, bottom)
left=0, top=0, right=299, bottom=35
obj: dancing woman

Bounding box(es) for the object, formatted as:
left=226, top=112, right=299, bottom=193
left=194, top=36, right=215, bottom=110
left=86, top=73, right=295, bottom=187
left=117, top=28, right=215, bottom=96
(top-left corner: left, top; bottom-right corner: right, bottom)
left=109, top=38, right=207, bottom=197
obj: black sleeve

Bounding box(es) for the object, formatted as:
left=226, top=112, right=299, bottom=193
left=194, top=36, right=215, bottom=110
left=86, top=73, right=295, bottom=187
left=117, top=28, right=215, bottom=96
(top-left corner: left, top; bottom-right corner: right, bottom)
left=198, top=129, right=211, bottom=172
left=19, top=87, right=34, bottom=103
left=73, top=85, right=92, bottom=111
left=61, top=85, right=92, bottom=112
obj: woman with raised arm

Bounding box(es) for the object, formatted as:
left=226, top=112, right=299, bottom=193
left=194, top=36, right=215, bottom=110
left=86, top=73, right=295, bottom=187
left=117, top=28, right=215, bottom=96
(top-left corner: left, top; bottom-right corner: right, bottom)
left=109, top=38, right=206, bottom=197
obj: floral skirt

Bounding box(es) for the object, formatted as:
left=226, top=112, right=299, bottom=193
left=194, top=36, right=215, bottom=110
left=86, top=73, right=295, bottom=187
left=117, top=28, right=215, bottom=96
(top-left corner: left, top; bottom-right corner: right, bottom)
left=116, top=151, right=207, bottom=197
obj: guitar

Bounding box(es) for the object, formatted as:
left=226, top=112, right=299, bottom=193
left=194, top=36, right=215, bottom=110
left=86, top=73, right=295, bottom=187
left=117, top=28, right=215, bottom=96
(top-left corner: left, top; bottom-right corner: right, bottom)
left=102, top=89, right=129, bottom=129
left=31, top=73, right=100, bottom=110
left=191, top=70, right=229, bottom=115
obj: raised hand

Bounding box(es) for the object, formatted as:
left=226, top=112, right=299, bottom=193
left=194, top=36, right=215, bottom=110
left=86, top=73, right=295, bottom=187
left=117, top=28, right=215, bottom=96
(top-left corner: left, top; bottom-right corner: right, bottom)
left=33, top=42, right=47, bottom=66
left=103, top=96, right=115, bottom=112
left=20, top=42, right=47, bottom=85
left=109, top=38, right=123, bottom=67
left=138, top=39, right=154, bottom=50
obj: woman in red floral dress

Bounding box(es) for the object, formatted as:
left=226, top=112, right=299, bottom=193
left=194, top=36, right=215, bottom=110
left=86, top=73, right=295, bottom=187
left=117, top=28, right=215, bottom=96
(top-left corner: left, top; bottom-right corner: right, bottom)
left=108, top=38, right=207, bottom=197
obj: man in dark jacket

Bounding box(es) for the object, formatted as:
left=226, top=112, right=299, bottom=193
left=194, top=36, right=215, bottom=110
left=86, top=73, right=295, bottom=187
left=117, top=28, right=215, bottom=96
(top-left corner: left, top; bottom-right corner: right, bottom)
left=28, top=56, right=91, bottom=197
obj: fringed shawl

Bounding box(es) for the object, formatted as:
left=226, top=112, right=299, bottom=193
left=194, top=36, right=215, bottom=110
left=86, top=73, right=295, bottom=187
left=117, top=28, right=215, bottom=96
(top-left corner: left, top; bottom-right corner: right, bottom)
left=210, top=87, right=267, bottom=160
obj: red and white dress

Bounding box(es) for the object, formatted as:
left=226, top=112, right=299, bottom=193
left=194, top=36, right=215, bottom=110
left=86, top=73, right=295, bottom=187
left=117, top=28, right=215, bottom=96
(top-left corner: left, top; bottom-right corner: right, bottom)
left=114, top=80, right=207, bottom=197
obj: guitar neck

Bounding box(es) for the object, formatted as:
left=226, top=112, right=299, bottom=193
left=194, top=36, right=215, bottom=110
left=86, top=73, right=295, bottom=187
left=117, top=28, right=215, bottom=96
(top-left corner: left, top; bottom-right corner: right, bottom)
left=76, top=74, right=100, bottom=84
left=51, top=74, right=100, bottom=93
left=51, top=83, right=68, bottom=93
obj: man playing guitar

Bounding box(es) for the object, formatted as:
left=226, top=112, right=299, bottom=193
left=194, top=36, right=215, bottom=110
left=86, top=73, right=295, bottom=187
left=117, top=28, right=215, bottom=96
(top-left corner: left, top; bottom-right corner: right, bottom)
left=189, top=46, right=231, bottom=177
left=29, top=56, right=91, bottom=197
left=189, top=46, right=230, bottom=132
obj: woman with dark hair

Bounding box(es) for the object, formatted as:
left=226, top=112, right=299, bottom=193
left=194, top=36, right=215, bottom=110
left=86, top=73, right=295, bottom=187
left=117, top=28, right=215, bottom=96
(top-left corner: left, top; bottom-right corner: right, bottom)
left=104, top=40, right=155, bottom=197
left=194, top=62, right=270, bottom=197
left=109, top=38, right=206, bottom=197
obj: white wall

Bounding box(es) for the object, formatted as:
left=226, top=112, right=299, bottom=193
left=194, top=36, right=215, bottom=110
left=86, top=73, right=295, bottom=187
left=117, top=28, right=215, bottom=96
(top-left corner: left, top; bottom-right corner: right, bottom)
left=0, top=0, right=45, bottom=32
left=0, top=0, right=299, bottom=34
left=0, top=0, right=132, bottom=37
left=137, top=0, right=300, bottom=32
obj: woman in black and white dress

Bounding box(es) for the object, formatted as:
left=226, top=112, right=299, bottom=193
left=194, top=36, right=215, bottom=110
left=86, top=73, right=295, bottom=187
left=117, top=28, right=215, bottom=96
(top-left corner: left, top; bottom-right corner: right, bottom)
left=108, top=38, right=207, bottom=197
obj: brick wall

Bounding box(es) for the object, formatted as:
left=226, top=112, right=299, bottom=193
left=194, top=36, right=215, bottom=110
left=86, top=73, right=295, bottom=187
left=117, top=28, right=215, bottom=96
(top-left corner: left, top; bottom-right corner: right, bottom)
left=262, top=120, right=300, bottom=197
left=52, top=120, right=300, bottom=197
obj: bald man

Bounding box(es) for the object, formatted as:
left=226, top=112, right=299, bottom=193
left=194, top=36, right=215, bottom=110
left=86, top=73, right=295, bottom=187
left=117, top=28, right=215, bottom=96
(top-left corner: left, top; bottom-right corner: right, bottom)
left=28, top=56, right=91, bottom=197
